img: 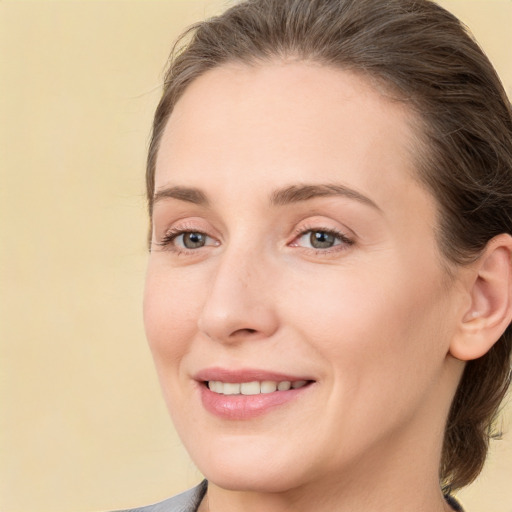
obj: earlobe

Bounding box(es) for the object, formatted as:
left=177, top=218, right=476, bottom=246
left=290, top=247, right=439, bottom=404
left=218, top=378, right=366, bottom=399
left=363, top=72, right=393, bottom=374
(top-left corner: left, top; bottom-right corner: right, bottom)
left=450, top=234, right=512, bottom=361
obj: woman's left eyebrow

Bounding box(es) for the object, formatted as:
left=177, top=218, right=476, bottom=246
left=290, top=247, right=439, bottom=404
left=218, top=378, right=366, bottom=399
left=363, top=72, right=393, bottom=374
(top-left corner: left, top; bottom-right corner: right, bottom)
left=270, top=183, right=382, bottom=211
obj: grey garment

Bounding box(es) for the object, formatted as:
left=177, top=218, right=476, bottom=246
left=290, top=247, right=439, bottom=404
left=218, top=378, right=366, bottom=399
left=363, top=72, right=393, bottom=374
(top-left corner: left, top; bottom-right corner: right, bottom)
left=114, top=480, right=207, bottom=512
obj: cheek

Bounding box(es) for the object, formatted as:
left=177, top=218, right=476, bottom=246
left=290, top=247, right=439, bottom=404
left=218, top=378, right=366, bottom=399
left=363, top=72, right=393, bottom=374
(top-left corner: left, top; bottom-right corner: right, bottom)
left=283, top=257, right=450, bottom=383
left=285, top=263, right=452, bottom=449
left=143, top=264, right=202, bottom=366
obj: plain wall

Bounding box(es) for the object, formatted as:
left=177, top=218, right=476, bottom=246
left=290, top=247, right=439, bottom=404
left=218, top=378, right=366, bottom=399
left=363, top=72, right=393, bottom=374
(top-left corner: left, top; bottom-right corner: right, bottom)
left=1, top=1, right=511, bottom=511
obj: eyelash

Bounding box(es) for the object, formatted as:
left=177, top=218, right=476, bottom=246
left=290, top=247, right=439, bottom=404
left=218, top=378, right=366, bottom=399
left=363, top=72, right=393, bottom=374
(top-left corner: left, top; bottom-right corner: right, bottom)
left=155, top=226, right=354, bottom=255
left=290, top=226, right=354, bottom=254
left=156, top=227, right=217, bottom=254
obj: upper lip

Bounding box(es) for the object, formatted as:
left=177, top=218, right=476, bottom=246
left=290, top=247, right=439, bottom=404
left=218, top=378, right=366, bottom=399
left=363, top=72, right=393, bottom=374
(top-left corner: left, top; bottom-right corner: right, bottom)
left=194, top=367, right=314, bottom=383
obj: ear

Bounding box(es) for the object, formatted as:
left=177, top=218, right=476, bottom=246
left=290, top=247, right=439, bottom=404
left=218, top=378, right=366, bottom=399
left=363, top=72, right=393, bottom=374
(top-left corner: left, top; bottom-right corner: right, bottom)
left=450, top=234, right=512, bottom=361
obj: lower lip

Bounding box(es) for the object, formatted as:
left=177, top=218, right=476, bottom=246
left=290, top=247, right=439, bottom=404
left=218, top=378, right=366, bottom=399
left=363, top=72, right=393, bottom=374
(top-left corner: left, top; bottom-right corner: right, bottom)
left=199, top=383, right=312, bottom=420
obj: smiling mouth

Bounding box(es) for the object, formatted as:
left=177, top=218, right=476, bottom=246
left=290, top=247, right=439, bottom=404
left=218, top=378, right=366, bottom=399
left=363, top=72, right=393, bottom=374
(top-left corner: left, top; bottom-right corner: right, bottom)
left=206, top=380, right=310, bottom=395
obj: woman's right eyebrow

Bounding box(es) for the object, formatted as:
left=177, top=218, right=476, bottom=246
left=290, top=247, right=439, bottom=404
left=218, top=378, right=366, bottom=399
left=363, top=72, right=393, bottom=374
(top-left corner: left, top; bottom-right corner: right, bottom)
left=153, top=186, right=209, bottom=206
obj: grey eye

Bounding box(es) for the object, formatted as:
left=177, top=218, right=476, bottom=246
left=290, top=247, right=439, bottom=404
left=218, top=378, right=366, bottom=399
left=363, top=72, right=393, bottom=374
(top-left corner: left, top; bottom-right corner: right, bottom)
left=309, top=231, right=337, bottom=249
left=181, top=232, right=207, bottom=249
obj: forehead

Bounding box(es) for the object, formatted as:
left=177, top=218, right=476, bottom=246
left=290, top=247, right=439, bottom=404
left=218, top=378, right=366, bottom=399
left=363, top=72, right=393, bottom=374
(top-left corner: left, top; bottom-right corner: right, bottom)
left=155, top=60, right=425, bottom=209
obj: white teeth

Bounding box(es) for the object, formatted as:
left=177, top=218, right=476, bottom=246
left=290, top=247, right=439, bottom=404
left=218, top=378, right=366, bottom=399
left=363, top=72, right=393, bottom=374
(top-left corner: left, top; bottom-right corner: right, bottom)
left=208, top=381, right=223, bottom=393
left=260, top=381, right=277, bottom=393
left=277, top=381, right=291, bottom=391
left=241, top=381, right=261, bottom=395
left=207, top=380, right=308, bottom=395
left=223, top=382, right=241, bottom=395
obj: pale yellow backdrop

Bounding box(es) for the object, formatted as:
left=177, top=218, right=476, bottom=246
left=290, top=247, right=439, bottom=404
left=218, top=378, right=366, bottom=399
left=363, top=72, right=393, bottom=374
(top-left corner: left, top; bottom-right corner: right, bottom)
left=1, top=1, right=511, bottom=511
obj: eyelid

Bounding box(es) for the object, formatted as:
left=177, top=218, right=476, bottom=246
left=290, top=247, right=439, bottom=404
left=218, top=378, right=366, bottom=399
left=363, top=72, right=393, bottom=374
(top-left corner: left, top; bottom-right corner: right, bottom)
left=162, top=229, right=212, bottom=245
left=288, top=222, right=355, bottom=254
left=292, top=217, right=354, bottom=238
left=154, top=230, right=219, bottom=256
left=153, top=218, right=221, bottom=253
left=292, top=228, right=353, bottom=245
left=152, top=217, right=355, bottom=255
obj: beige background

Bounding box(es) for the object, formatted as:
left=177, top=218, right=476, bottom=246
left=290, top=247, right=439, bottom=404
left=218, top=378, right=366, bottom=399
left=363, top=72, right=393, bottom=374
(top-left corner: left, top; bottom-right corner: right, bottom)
left=1, top=1, right=511, bottom=511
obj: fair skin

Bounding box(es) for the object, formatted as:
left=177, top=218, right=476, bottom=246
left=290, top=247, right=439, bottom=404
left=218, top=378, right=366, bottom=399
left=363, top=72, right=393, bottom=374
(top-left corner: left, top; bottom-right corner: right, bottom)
left=144, top=61, right=512, bottom=512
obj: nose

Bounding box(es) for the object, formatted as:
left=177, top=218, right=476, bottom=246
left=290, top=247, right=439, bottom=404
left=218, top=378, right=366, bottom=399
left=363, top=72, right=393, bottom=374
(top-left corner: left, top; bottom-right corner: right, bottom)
left=197, top=247, right=279, bottom=344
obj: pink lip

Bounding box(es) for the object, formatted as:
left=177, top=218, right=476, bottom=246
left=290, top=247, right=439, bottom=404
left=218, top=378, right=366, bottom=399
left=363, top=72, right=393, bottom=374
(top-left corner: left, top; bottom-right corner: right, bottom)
left=194, top=367, right=314, bottom=420
left=195, top=367, right=312, bottom=383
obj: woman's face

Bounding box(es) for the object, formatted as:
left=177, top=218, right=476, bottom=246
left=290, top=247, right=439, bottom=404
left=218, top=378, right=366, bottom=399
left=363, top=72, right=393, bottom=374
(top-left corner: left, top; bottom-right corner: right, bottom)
left=144, top=62, right=464, bottom=492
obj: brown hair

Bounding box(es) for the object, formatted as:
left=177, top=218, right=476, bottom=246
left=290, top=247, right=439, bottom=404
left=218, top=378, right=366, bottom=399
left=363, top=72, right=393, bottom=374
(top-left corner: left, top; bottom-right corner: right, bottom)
left=146, top=0, right=512, bottom=492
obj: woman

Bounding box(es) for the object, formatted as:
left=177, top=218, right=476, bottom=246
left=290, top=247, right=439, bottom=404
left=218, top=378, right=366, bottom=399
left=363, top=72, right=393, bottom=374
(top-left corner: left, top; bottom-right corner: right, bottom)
left=124, top=0, right=512, bottom=510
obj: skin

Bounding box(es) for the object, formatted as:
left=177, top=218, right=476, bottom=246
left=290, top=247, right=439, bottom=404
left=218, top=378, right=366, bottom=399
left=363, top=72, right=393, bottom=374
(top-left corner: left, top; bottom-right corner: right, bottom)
left=144, top=61, right=471, bottom=512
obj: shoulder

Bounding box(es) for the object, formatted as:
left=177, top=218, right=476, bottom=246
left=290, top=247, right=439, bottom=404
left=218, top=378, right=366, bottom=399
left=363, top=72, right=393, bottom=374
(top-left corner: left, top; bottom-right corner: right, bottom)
left=112, top=480, right=207, bottom=512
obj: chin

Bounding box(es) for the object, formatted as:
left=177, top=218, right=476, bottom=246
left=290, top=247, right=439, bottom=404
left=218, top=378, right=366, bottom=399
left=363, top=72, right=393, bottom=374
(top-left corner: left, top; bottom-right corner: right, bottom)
left=204, top=464, right=305, bottom=493
left=186, top=435, right=314, bottom=493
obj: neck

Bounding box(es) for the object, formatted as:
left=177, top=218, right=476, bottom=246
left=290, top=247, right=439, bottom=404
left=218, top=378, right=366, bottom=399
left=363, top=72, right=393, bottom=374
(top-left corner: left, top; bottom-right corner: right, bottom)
left=204, top=480, right=453, bottom=512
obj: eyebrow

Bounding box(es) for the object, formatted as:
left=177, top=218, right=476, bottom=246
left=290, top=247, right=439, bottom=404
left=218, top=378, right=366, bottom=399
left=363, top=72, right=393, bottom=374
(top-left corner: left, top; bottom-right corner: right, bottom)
left=270, top=183, right=381, bottom=211
left=153, top=183, right=380, bottom=211
left=153, top=186, right=209, bottom=206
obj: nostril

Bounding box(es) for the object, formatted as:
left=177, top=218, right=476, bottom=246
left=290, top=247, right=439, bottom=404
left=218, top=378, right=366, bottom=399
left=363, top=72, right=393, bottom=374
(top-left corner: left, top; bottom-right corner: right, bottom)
left=232, top=328, right=257, bottom=336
